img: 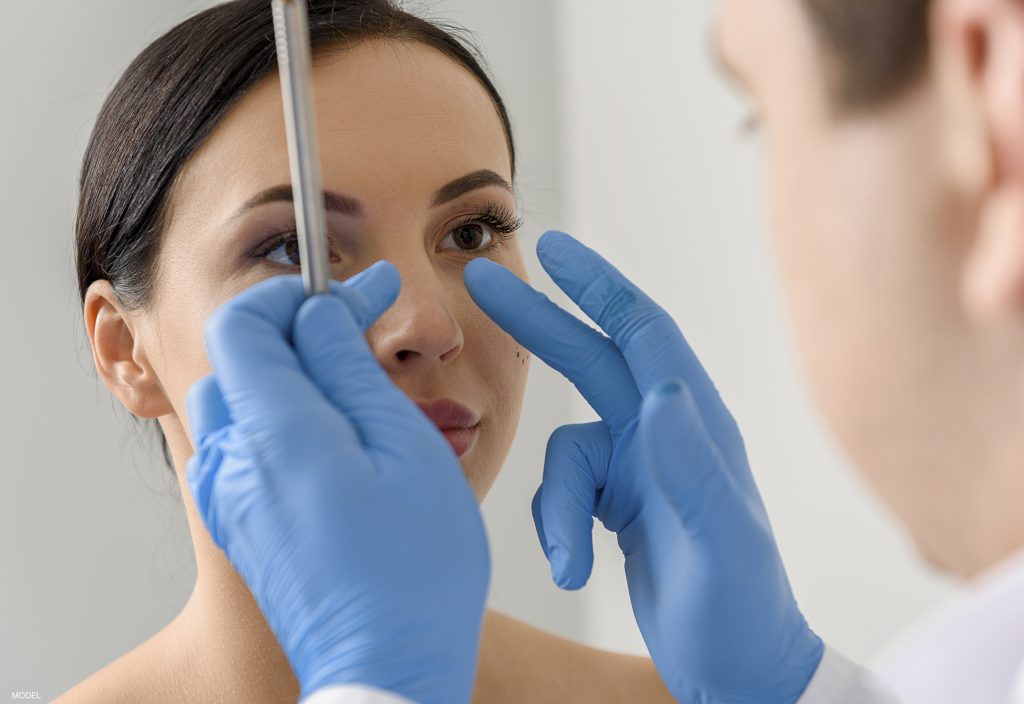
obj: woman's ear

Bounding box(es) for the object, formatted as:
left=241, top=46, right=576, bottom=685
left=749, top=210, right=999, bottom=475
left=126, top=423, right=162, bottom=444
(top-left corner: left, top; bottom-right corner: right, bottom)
left=84, top=280, right=173, bottom=419
left=934, top=0, right=1024, bottom=320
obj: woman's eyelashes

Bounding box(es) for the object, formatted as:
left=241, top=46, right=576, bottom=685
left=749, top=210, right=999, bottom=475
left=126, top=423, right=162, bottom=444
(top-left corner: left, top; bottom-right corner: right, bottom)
left=250, top=202, right=522, bottom=268
left=252, top=232, right=342, bottom=267
left=438, top=202, right=523, bottom=257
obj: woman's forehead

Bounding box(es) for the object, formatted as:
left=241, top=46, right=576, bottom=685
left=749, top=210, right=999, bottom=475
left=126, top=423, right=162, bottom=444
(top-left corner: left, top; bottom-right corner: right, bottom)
left=171, top=39, right=512, bottom=230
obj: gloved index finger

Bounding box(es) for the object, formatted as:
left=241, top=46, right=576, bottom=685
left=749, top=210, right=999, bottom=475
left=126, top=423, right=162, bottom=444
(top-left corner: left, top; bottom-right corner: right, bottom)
left=535, top=231, right=718, bottom=405
left=464, top=258, right=641, bottom=430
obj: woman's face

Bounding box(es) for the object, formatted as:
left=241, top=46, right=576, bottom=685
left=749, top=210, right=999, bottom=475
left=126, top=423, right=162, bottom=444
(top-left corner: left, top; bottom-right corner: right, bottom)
left=134, top=40, right=529, bottom=501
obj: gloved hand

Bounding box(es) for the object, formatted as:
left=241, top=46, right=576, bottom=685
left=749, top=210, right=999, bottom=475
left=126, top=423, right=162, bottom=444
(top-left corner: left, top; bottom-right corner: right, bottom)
left=185, top=263, right=490, bottom=704
left=464, top=232, right=823, bottom=704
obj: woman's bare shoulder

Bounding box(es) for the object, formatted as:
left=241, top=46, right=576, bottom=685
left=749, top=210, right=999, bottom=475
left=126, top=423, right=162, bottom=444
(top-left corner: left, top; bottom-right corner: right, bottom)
left=475, top=610, right=673, bottom=704
left=54, top=652, right=150, bottom=704
left=53, top=623, right=201, bottom=704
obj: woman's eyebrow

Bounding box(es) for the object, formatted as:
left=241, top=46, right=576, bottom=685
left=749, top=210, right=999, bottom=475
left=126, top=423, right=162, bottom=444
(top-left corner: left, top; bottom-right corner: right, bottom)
left=223, top=185, right=364, bottom=226
left=432, top=169, right=513, bottom=207
left=222, top=169, right=511, bottom=227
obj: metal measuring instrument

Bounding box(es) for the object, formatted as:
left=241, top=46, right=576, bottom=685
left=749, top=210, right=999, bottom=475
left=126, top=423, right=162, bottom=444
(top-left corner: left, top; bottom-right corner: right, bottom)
left=271, top=0, right=331, bottom=296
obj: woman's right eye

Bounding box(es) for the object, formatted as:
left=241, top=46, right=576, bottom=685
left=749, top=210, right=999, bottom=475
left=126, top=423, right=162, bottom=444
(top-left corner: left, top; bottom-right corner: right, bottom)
left=253, top=232, right=340, bottom=268
left=259, top=232, right=302, bottom=266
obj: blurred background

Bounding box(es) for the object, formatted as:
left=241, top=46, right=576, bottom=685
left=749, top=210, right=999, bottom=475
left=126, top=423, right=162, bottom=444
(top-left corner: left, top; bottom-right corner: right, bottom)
left=0, top=0, right=955, bottom=698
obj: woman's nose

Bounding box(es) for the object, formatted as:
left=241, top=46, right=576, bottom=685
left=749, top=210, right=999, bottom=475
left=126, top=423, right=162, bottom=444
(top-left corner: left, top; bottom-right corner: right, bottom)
left=367, top=271, right=464, bottom=375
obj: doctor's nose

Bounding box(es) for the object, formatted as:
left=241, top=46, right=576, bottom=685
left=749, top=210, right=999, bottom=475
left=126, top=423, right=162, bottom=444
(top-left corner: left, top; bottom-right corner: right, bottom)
left=367, top=270, right=464, bottom=376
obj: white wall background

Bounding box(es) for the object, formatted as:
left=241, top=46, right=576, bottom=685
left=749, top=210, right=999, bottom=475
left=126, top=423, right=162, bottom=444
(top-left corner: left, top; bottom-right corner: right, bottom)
left=0, top=0, right=955, bottom=699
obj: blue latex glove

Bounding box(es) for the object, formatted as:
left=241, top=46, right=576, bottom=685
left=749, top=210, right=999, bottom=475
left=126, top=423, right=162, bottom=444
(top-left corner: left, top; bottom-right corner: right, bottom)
left=464, top=232, right=823, bottom=703
left=185, top=263, right=489, bottom=703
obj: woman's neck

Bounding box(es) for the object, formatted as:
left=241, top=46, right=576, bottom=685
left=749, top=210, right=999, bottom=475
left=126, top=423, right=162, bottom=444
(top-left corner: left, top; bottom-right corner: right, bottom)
left=174, top=490, right=301, bottom=700
left=166, top=420, right=300, bottom=701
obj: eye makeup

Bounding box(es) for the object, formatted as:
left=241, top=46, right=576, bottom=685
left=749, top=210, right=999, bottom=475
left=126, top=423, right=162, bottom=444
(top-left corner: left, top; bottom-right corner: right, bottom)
left=247, top=198, right=523, bottom=269
left=252, top=230, right=344, bottom=267
left=439, top=201, right=523, bottom=258
left=239, top=209, right=350, bottom=268
left=447, top=201, right=523, bottom=237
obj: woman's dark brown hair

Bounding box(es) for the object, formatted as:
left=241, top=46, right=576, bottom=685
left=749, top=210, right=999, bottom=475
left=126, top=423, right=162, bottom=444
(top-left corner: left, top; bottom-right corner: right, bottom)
left=75, top=0, right=515, bottom=469
left=802, top=0, right=932, bottom=109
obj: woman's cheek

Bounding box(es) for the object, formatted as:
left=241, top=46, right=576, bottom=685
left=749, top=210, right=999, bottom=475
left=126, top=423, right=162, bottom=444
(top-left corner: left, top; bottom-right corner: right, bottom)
left=487, top=327, right=530, bottom=443
left=161, top=314, right=217, bottom=441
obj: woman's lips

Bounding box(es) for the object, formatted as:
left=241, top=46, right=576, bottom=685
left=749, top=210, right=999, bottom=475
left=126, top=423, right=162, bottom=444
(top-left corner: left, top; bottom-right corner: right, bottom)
left=415, top=398, right=481, bottom=458
left=438, top=426, right=480, bottom=457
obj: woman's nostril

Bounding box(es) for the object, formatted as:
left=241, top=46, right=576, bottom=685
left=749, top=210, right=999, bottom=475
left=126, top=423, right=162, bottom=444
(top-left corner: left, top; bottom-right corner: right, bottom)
left=396, top=350, right=411, bottom=362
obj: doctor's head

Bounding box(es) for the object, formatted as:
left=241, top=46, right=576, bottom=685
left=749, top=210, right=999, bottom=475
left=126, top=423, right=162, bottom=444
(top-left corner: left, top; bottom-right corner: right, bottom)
left=716, top=0, right=1024, bottom=577
left=76, top=0, right=529, bottom=522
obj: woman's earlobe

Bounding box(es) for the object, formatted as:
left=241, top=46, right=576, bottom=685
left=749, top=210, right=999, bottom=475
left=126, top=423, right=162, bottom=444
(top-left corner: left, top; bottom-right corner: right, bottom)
left=84, top=280, right=172, bottom=419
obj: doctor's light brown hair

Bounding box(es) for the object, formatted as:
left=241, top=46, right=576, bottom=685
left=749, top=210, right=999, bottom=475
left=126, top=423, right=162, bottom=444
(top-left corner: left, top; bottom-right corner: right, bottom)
left=801, top=0, right=932, bottom=109
left=74, top=0, right=516, bottom=472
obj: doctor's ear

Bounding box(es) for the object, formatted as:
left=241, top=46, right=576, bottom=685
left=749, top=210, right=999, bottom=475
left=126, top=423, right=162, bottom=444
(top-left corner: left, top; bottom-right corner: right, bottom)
left=84, top=280, right=173, bottom=419
left=934, top=0, right=1024, bottom=320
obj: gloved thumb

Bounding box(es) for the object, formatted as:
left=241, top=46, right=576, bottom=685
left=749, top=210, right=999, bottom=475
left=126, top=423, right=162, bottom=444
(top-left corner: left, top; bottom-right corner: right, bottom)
left=535, top=422, right=612, bottom=590
left=183, top=374, right=232, bottom=549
